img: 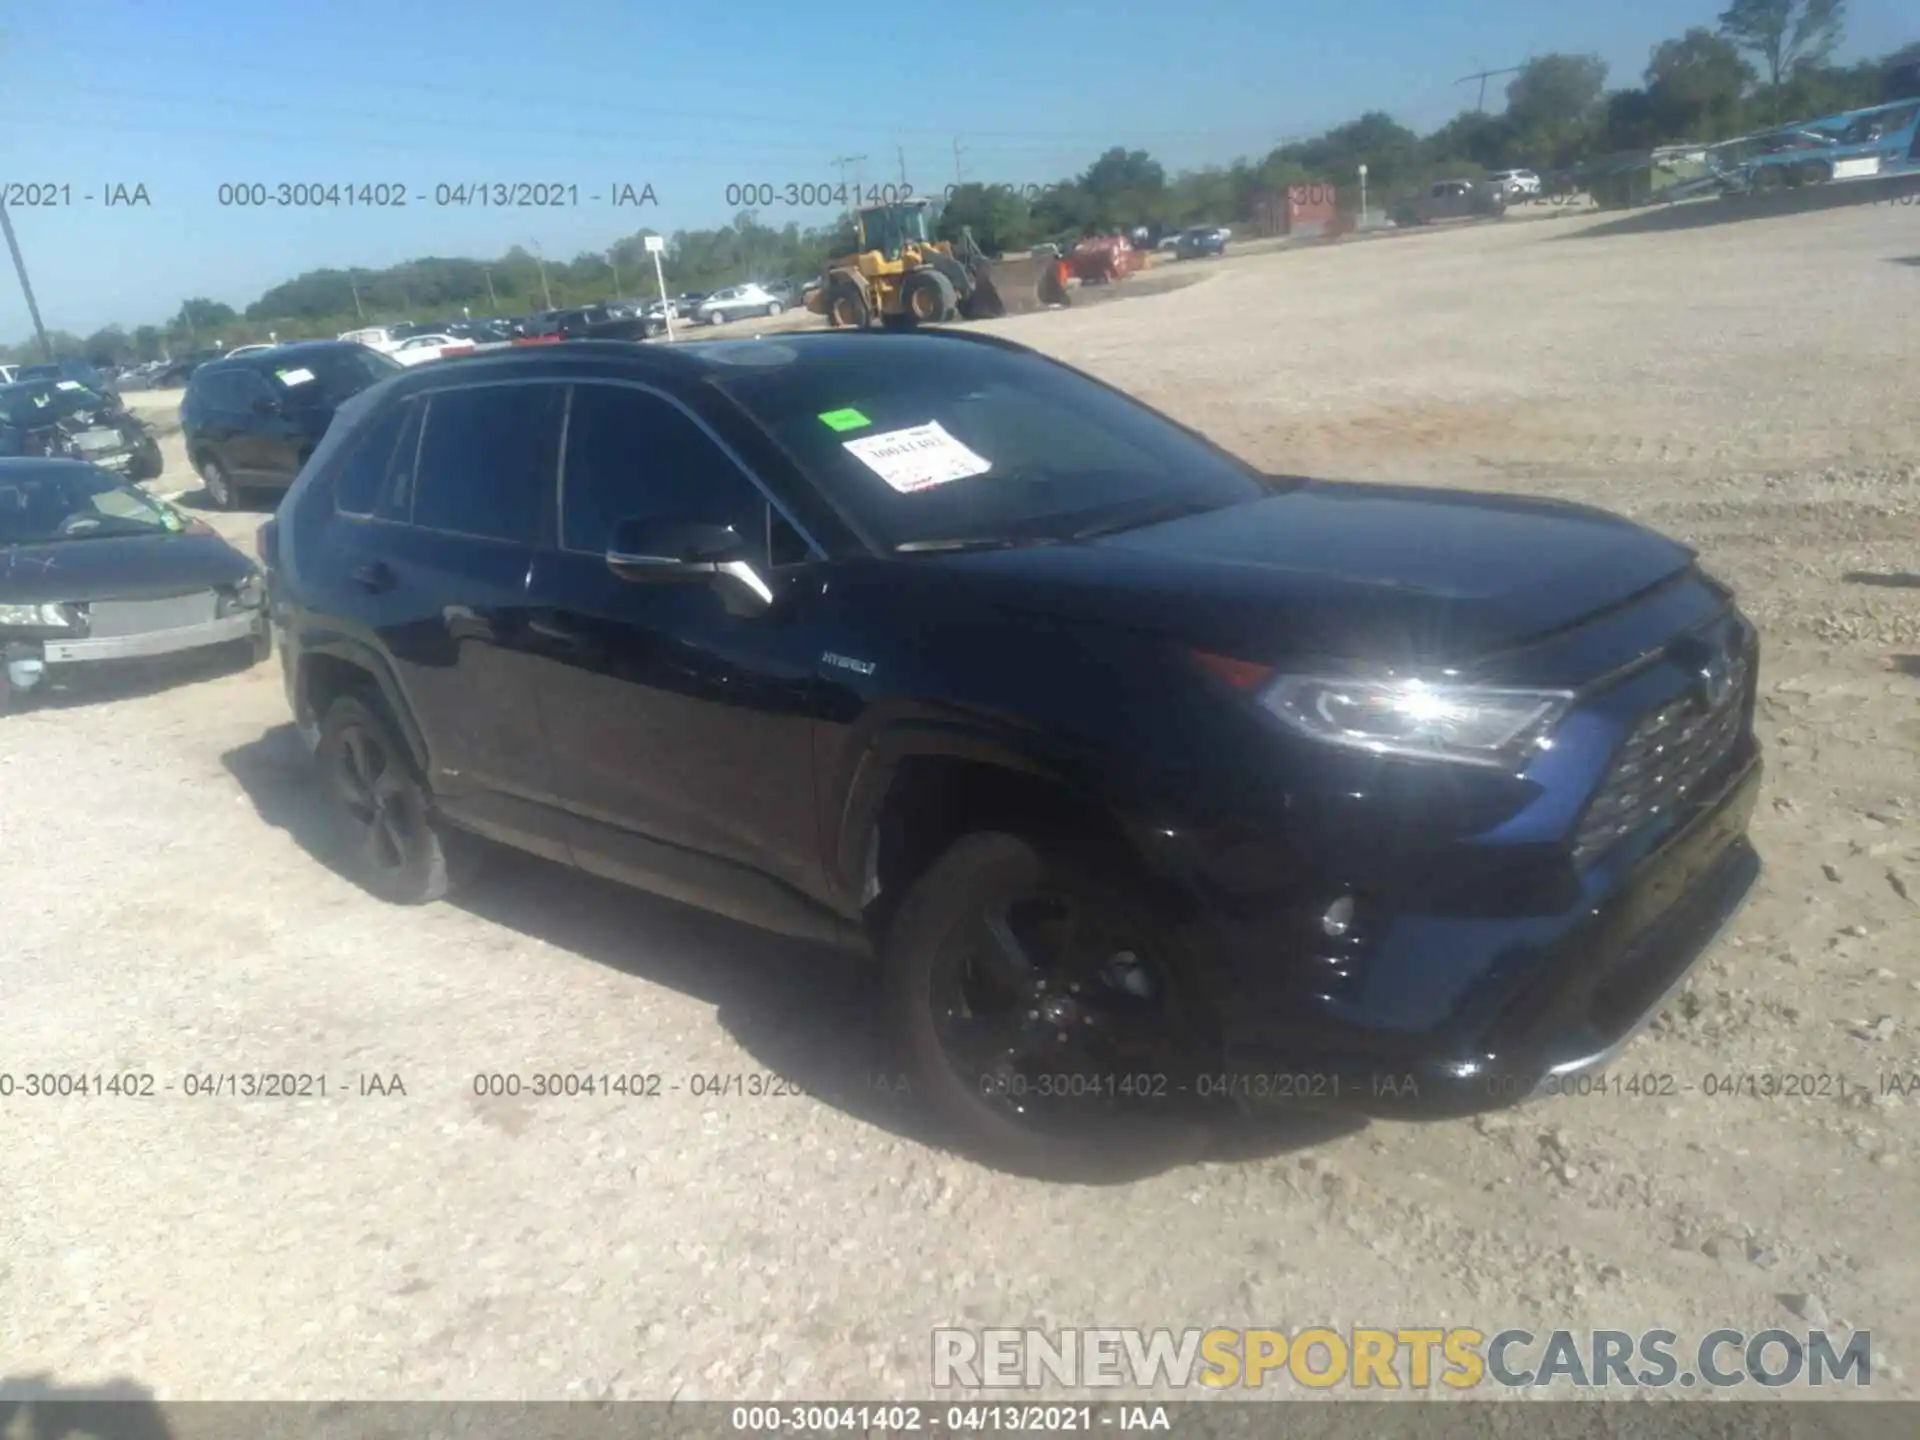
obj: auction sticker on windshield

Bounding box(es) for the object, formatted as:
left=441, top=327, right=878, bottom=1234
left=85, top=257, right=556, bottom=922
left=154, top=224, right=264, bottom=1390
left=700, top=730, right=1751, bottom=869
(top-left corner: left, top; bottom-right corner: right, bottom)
left=276, top=368, right=316, bottom=387
left=55, top=380, right=84, bottom=390
left=842, top=421, right=991, bottom=494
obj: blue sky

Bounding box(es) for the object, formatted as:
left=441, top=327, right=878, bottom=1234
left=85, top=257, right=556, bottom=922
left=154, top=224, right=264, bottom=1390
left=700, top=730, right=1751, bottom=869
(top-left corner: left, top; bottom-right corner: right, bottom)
left=3, top=0, right=1912, bottom=338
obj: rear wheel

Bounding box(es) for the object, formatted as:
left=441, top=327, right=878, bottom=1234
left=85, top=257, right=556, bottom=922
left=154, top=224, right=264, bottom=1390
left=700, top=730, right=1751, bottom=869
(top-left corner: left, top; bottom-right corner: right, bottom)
left=884, top=831, right=1214, bottom=1180
left=315, top=690, right=479, bottom=904
left=1796, top=159, right=1832, bottom=186
left=765, top=301, right=783, bottom=317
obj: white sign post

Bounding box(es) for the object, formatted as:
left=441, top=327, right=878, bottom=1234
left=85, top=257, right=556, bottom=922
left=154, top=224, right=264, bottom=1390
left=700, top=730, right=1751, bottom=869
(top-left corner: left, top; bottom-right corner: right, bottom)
left=644, top=234, right=673, bottom=342
left=1357, top=163, right=1368, bottom=229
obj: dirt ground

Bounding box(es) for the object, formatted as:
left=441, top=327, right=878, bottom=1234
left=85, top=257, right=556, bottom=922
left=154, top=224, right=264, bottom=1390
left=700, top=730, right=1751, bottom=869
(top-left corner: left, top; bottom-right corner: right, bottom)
left=4, top=198, right=1918, bottom=1407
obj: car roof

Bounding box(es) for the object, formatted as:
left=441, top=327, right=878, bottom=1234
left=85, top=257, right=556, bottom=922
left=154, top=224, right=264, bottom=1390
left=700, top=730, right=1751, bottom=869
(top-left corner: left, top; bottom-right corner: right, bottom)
left=197, top=339, right=371, bottom=373
left=418, top=329, right=1034, bottom=388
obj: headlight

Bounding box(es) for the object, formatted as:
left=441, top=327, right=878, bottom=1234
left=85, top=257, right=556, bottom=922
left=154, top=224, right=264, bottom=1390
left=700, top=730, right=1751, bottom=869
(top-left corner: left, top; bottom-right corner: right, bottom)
left=0, top=602, right=75, bottom=627
left=1259, top=675, right=1574, bottom=768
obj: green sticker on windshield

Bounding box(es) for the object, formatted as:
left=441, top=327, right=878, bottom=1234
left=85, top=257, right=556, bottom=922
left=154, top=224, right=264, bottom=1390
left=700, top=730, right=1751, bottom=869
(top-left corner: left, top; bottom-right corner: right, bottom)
left=817, top=407, right=871, bottom=432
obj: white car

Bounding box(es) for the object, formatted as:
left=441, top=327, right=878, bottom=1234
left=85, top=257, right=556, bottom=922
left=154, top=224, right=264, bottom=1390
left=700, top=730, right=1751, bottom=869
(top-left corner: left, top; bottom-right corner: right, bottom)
left=695, top=283, right=786, bottom=325
left=1488, top=169, right=1542, bottom=197
left=336, top=325, right=412, bottom=354
left=388, top=333, right=474, bottom=367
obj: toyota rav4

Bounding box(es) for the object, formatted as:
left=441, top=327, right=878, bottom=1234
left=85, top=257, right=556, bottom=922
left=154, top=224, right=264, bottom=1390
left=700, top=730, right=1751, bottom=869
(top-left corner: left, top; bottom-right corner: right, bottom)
left=260, top=332, right=1762, bottom=1177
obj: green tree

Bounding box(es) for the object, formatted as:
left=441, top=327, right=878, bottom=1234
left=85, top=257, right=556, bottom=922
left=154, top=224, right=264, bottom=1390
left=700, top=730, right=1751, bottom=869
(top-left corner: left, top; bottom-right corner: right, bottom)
left=1504, top=54, right=1610, bottom=166
left=1717, top=0, right=1846, bottom=119
left=935, top=183, right=1035, bottom=254
left=1646, top=28, right=1756, bottom=138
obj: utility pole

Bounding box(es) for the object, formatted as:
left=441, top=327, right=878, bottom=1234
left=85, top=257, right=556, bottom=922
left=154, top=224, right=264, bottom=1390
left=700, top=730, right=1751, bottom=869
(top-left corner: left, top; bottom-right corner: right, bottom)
left=952, top=136, right=967, bottom=186
left=608, top=247, right=622, bottom=300
left=897, top=146, right=909, bottom=188
left=530, top=242, right=554, bottom=310
left=349, top=279, right=365, bottom=320
left=1454, top=61, right=1524, bottom=113
left=831, top=153, right=869, bottom=204
left=0, top=202, right=54, bottom=361
left=484, top=266, right=499, bottom=314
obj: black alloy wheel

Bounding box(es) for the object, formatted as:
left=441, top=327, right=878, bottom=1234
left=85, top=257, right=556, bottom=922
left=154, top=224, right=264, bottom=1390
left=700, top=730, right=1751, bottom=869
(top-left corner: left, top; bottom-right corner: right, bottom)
left=885, top=832, right=1212, bottom=1179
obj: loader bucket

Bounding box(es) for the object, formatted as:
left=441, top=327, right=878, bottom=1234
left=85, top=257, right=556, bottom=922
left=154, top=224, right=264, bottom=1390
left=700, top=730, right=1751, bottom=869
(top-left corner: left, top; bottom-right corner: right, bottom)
left=958, top=258, right=1007, bottom=319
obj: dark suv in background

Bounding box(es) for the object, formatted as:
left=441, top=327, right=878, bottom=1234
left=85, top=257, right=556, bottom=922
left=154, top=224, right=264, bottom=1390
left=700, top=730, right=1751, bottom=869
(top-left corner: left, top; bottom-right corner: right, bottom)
left=260, top=332, right=1761, bottom=1178
left=181, top=340, right=400, bottom=508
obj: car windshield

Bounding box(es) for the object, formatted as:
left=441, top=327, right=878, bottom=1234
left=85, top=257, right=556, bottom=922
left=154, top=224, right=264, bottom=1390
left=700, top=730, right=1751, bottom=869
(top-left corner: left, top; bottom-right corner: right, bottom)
left=0, top=464, right=184, bottom=544
left=266, top=347, right=401, bottom=405
left=712, top=340, right=1275, bottom=551
left=0, top=381, right=112, bottom=428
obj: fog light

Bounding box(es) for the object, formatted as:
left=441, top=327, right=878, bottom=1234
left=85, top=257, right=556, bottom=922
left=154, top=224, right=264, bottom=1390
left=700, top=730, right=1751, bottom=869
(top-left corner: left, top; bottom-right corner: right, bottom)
left=1320, top=894, right=1356, bottom=938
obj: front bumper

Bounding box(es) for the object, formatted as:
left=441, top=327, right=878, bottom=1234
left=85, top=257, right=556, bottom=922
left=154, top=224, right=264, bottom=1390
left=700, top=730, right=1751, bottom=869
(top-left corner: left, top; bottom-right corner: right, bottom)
left=1191, top=749, right=1762, bottom=1117
left=42, top=610, right=264, bottom=664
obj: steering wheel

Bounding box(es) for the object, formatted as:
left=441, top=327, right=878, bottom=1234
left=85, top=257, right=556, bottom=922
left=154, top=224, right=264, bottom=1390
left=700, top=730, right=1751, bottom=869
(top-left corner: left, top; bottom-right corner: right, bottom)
left=55, top=512, right=103, bottom=535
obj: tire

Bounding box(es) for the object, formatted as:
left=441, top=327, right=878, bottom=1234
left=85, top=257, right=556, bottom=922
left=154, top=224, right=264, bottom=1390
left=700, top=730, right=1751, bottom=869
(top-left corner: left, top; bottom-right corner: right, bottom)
left=315, top=689, right=476, bottom=905
left=828, top=281, right=870, bottom=330
left=196, top=451, right=239, bottom=509
left=707, top=309, right=727, bottom=326
left=765, top=302, right=782, bottom=317
left=131, top=438, right=164, bottom=483
left=882, top=831, right=1214, bottom=1181
left=901, top=269, right=956, bottom=325
left=1797, top=160, right=1831, bottom=186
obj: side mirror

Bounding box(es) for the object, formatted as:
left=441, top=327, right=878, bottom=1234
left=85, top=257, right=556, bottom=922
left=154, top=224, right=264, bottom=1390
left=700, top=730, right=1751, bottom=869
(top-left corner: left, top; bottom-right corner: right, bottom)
left=606, top=517, right=773, bottom=607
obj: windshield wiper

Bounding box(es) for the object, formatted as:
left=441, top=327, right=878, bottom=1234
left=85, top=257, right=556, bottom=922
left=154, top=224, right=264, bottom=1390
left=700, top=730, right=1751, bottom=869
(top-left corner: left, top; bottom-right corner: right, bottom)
left=893, top=535, right=1056, bottom=555
left=1068, top=497, right=1225, bottom=541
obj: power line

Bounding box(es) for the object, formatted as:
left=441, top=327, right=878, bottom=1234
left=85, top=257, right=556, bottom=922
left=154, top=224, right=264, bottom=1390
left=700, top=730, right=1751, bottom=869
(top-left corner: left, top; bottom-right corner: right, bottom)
left=1454, top=61, right=1525, bottom=113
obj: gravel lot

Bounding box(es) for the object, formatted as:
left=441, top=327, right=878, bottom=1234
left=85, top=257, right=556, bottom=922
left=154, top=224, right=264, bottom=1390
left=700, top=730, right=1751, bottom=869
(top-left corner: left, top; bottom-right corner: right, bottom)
left=4, top=200, right=1918, bottom=1405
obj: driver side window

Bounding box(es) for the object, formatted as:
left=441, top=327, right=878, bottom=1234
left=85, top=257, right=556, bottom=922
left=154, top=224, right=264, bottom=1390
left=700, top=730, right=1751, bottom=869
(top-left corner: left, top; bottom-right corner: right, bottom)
left=559, top=383, right=806, bottom=564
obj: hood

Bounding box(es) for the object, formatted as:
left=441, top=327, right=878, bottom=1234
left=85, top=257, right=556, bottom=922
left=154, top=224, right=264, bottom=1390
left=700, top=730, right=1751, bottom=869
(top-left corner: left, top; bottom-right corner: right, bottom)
left=921, top=480, right=1696, bottom=663
left=1, top=529, right=252, bottom=603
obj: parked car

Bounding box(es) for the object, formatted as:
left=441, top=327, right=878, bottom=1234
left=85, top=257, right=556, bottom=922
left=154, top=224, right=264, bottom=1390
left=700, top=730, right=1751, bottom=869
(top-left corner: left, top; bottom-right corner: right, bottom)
left=180, top=341, right=401, bottom=509
left=1394, top=179, right=1508, bottom=225
left=388, top=333, right=475, bottom=367
left=336, top=326, right=415, bottom=354
left=260, top=330, right=1762, bottom=1178
left=0, top=458, right=268, bottom=712
left=522, top=305, right=663, bottom=342
left=0, top=378, right=164, bottom=481
left=1173, top=226, right=1228, bottom=259
left=222, top=344, right=279, bottom=360
left=1488, top=169, right=1543, bottom=198
left=696, top=285, right=787, bottom=325
left=17, top=360, right=120, bottom=407
left=154, top=350, right=225, bottom=388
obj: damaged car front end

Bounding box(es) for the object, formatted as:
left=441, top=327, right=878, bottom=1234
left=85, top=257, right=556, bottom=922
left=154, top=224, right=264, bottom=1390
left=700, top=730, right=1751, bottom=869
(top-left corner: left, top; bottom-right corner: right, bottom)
left=1, top=458, right=267, bottom=712
left=0, top=378, right=166, bottom=482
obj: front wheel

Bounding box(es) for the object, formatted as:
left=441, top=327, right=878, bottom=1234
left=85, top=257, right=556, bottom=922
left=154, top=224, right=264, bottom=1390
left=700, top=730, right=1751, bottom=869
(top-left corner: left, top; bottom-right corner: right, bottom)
left=883, top=831, right=1214, bottom=1180
left=197, top=451, right=238, bottom=510
left=765, top=302, right=783, bottom=317
left=707, top=309, right=727, bottom=326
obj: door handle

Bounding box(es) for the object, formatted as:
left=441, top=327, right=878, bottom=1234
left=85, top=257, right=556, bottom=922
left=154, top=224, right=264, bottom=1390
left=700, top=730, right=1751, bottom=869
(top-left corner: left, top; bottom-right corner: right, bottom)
left=351, top=561, right=395, bottom=592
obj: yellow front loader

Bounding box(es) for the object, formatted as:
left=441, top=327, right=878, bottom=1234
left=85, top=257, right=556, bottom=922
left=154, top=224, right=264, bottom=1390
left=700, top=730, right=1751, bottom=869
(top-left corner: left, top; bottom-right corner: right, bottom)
left=806, top=200, right=1008, bottom=329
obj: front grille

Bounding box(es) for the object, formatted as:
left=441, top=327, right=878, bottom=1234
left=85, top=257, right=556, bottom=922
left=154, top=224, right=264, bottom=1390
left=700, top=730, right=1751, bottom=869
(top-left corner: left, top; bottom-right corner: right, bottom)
left=86, top=591, right=217, bottom=638
left=1572, top=647, right=1752, bottom=863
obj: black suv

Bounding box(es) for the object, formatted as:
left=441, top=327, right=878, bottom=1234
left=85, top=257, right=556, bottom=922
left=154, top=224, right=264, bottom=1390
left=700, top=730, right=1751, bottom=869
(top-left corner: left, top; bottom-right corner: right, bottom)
left=262, top=333, right=1761, bottom=1177
left=181, top=341, right=400, bottom=508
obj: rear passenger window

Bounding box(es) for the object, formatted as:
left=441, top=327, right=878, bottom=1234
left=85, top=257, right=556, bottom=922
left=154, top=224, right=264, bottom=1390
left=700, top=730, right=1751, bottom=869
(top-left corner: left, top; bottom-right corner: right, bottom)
left=411, top=383, right=564, bottom=542
left=332, top=403, right=412, bottom=517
